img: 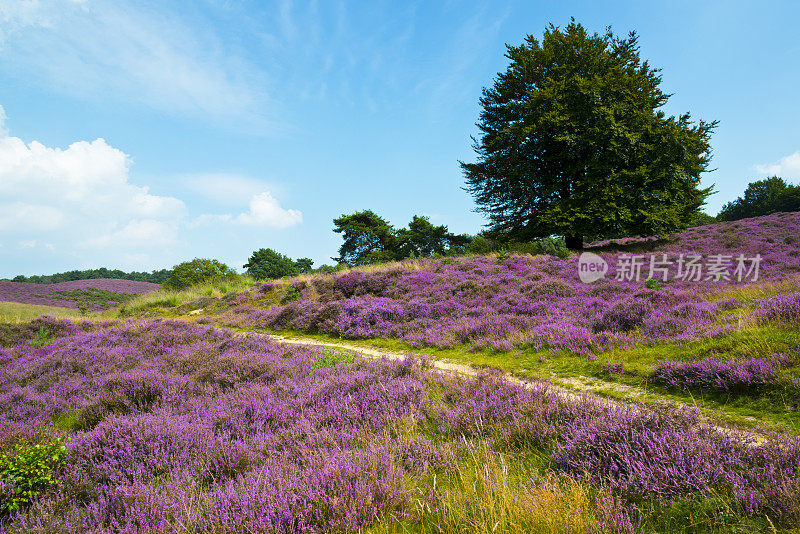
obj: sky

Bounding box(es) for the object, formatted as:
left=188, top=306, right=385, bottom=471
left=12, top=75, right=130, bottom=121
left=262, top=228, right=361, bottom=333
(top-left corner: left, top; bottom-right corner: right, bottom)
left=0, top=0, right=798, bottom=277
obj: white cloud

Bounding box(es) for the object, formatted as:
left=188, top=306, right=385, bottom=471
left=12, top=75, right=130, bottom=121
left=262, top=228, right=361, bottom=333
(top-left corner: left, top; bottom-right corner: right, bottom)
left=0, top=0, right=270, bottom=125
left=83, top=219, right=178, bottom=249
left=185, top=173, right=280, bottom=207
left=0, top=109, right=186, bottom=266
left=191, top=191, right=303, bottom=229
left=235, top=192, right=303, bottom=228
left=754, top=151, right=800, bottom=180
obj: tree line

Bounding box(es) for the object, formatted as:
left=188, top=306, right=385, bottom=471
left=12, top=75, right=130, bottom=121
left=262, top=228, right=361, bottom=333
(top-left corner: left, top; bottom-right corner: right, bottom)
left=2, top=268, right=172, bottom=285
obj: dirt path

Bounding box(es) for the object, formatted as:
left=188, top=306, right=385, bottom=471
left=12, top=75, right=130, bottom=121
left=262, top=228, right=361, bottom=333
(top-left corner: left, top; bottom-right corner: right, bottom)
left=240, top=331, right=770, bottom=445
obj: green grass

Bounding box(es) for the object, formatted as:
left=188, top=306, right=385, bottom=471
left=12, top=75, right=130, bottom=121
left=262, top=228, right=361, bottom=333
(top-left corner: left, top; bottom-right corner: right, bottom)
left=0, top=301, right=83, bottom=324
left=119, top=276, right=255, bottom=317
left=39, top=288, right=138, bottom=310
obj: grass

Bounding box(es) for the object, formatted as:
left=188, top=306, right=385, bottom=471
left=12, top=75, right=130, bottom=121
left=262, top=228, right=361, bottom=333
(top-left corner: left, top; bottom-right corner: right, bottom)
left=40, top=288, right=138, bottom=310
left=119, top=275, right=255, bottom=316
left=0, top=301, right=83, bottom=324
left=368, top=441, right=602, bottom=534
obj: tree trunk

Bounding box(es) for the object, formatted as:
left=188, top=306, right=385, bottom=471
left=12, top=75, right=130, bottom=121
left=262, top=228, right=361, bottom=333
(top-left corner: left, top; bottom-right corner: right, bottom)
left=565, top=234, right=583, bottom=250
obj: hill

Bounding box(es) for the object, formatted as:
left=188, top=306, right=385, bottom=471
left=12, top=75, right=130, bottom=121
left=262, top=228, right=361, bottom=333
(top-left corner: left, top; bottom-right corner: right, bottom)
left=0, top=278, right=160, bottom=311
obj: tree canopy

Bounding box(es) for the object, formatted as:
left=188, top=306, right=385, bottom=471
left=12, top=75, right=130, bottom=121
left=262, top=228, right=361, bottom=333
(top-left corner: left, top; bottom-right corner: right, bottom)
left=462, top=20, right=716, bottom=249
left=243, top=249, right=315, bottom=280
left=717, top=176, right=800, bottom=221
left=332, top=210, right=400, bottom=265
left=163, top=259, right=237, bottom=290
left=332, top=211, right=469, bottom=265
left=2, top=268, right=171, bottom=284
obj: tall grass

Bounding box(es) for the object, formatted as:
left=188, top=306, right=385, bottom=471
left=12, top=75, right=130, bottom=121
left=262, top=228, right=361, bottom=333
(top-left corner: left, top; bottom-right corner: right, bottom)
left=120, top=275, right=254, bottom=316
left=368, top=441, right=632, bottom=534
left=0, top=302, right=83, bottom=324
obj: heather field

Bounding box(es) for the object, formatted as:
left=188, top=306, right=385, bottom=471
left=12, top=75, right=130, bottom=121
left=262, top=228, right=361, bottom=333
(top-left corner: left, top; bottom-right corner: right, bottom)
left=2, top=214, right=800, bottom=532
left=0, top=317, right=799, bottom=533
left=220, top=213, right=800, bottom=354
left=0, top=279, right=160, bottom=311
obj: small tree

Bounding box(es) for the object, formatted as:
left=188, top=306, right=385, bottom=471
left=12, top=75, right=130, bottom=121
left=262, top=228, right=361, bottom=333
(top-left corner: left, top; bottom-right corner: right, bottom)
left=244, top=248, right=299, bottom=280
left=397, top=216, right=470, bottom=257
left=332, top=210, right=400, bottom=265
left=462, top=20, right=716, bottom=249
left=294, top=258, right=314, bottom=273
left=717, top=176, right=800, bottom=221
left=163, top=259, right=237, bottom=290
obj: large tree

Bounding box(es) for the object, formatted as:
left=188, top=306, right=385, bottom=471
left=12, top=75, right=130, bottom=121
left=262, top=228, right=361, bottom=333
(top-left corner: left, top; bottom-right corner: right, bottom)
left=462, top=20, right=716, bottom=249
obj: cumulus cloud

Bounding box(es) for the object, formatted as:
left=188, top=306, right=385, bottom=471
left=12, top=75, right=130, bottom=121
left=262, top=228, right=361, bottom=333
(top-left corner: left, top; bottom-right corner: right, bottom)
left=185, top=173, right=279, bottom=207
left=0, top=104, right=7, bottom=136
left=754, top=151, right=800, bottom=180
left=191, top=191, right=303, bottom=229
left=235, top=192, right=303, bottom=228
left=0, top=112, right=185, bottom=266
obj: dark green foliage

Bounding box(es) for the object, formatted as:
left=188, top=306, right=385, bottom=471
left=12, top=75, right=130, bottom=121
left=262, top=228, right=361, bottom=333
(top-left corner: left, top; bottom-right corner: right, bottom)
left=644, top=278, right=664, bottom=291
left=397, top=216, right=471, bottom=257
left=0, top=434, right=68, bottom=515
left=717, top=176, right=800, bottom=221
left=333, top=210, right=400, bottom=265
left=280, top=286, right=301, bottom=304
left=462, top=20, right=716, bottom=249
left=332, top=211, right=471, bottom=265
left=163, top=259, right=237, bottom=290
left=244, top=248, right=300, bottom=280
left=3, top=267, right=171, bottom=284
left=294, top=258, right=315, bottom=274
left=690, top=212, right=717, bottom=227
left=468, top=233, right=570, bottom=258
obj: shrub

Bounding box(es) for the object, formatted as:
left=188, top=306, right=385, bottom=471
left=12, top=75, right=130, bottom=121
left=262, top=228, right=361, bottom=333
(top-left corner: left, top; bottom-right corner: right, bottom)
left=0, top=434, right=68, bottom=514
left=163, top=258, right=238, bottom=290
left=649, top=354, right=793, bottom=393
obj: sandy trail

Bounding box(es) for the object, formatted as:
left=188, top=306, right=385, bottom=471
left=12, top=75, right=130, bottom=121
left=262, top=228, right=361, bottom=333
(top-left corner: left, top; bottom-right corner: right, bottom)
left=234, top=331, right=770, bottom=445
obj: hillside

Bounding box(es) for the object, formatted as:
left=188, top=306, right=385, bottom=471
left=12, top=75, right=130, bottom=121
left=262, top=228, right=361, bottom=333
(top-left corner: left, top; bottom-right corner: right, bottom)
left=0, top=279, right=160, bottom=311
left=213, top=212, right=800, bottom=353
left=1, top=213, right=799, bottom=532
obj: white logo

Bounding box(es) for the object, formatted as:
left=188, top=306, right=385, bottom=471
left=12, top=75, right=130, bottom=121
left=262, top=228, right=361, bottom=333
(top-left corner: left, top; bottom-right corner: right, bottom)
left=578, top=252, right=608, bottom=283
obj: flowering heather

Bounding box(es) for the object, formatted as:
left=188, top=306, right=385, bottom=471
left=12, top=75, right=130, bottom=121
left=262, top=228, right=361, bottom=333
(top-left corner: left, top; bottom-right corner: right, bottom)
left=221, top=213, right=800, bottom=354
left=756, top=291, right=800, bottom=325
left=589, top=211, right=800, bottom=283
left=224, top=255, right=735, bottom=354
left=0, top=321, right=798, bottom=531
left=649, top=354, right=795, bottom=393
left=0, top=279, right=158, bottom=310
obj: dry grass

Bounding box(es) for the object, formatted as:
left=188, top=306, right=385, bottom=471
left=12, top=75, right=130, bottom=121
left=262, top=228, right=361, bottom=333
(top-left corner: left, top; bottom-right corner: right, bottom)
left=706, top=274, right=800, bottom=303
left=120, top=276, right=255, bottom=316
left=0, top=301, right=84, bottom=324
left=369, top=441, right=603, bottom=534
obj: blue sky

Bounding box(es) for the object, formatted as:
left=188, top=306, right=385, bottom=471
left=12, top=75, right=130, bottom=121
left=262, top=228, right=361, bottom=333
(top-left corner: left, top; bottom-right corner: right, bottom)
left=1, top=0, right=798, bottom=277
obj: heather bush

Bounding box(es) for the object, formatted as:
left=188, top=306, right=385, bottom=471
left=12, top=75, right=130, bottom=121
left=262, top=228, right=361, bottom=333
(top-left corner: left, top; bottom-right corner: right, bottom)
left=757, top=291, right=800, bottom=325
left=650, top=354, right=794, bottom=393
